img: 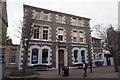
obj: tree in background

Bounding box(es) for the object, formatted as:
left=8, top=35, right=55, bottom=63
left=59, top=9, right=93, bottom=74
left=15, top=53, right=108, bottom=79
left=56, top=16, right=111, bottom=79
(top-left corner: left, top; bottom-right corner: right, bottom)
left=12, top=20, right=34, bottom=76
left=2, top=36, right=13, bottom=45
left=92, top=24, right=119, bottom=72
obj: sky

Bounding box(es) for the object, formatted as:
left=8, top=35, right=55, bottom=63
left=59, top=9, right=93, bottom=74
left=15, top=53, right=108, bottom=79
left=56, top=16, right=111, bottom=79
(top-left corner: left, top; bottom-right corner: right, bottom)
left=7, top=0, right=119, bottom=44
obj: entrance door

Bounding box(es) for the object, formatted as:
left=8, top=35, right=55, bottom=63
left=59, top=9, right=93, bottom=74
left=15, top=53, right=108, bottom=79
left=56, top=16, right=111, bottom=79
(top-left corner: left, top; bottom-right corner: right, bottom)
left=106, top=57, right=111, bottom=65
left=59, top=50, right=64, bottom=66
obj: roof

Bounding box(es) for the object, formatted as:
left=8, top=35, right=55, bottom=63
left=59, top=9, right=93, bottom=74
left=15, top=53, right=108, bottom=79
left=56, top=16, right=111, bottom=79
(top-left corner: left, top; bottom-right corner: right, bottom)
left=91, top=37, right=102, bottom=40
left=23, top=4, right=91, bottom=20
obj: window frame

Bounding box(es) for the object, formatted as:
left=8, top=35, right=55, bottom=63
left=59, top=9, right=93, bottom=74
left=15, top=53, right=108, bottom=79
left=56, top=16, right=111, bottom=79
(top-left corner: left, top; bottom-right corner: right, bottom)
left=43, top=26, right=49, bottom=40
left=31, top=48, right=39, bottom=64
left=42, top=49, right=48, bottom=64
left=10, top=49, right=16, bottom=64
left=34, top=11, right=41, bottom=20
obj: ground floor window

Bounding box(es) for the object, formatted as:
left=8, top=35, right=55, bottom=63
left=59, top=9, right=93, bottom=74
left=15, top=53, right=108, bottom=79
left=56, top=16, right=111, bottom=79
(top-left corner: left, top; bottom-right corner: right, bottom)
left=93, top=54, right=96, bottom=60
left=31, top=49, right=38, bottom=64
left=99, top=54, right=102, bottom=60
left=42, top=49, right=48, bottom=63
left=74, top=50, right=78, bottom=62
left=0, top=48, right=5, bottom=62
left=81, top=50, right=85, bottom=62
left=10, top=49, right=16, bottom=64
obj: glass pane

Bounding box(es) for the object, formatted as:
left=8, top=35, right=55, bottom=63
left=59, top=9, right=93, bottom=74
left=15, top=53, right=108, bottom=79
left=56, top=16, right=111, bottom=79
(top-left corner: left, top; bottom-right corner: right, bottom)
left=0, top=48, right=5, bottom=62
left=42, top=49, right=48, bottom=63
left=10, top=49, right=16, bottom=63
left=81, top=50, right=85, bottom=62
left=32, top=49, right=38, bottom=64
left=74, top=50, right=78, bottom=62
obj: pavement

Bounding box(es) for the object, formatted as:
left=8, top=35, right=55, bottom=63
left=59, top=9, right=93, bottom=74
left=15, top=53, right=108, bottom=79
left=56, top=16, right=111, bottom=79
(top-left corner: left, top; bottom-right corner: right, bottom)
left=36, top=66, right=119, bottom=78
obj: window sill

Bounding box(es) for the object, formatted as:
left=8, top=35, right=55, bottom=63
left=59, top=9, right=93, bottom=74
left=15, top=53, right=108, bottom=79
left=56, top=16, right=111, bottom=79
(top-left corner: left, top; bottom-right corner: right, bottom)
left=9, top=63, right=16, bottom=65
left=32, top=39, right=40, bottom=40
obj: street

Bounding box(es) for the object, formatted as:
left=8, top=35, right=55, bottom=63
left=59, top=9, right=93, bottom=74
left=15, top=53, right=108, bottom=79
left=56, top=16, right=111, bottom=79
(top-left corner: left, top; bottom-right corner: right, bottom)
left=36, top=66, right=118, bottom=78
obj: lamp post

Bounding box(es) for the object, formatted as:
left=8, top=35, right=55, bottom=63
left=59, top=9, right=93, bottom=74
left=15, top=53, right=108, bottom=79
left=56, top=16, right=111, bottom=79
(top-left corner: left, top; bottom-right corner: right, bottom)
left=88, top=43, right=92, bottom=72
left=58, top=39, right=61, bottom=75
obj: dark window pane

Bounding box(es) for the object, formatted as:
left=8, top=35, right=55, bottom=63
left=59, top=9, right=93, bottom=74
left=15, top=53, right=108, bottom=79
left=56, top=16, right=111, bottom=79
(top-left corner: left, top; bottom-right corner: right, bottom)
left=74, top=50, right=78, bottom=62
left=42, top=49, right=48, bottom=63
left=81, top=50, right=85, bottom=62
left=0, top=48, right=5, bottom=62
left=10, top=49, right=16, bottom=63
left=31, top=49, right=38, bottom=64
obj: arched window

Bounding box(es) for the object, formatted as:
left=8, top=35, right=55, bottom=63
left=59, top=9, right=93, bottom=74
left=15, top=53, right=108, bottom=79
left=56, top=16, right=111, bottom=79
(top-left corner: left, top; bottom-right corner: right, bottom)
left=74, top=50, right=78, bottom=62
left=81, top=50, right=85, bottom=62
left=42, top=49, right=48, bottom=63
left=31, top=48, right=39, bottom=64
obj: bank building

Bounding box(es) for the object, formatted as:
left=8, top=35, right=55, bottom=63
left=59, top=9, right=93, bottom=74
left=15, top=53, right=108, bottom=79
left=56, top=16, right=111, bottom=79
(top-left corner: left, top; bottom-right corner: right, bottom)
left=18, top=5, right=92, bottom=69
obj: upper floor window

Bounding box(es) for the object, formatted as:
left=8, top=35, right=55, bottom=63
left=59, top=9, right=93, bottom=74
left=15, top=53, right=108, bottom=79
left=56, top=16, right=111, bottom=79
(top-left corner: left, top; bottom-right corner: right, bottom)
left=34, top=11, right=41, bottom=20
left=57, top=28, right=65, bottom=42
left=33, top=28, right=39, bottom=39
left=56, top=15, right=65, bottom=24
left=80, top=19, right=84, bottom=27
left=79, top=31, right=85, bottom=43
left=43, top=26, right=49, bottom=40
left=71, top=18, right=84, bottom=27
left=10, top=49, right=16, bottom=64
left=43, top=13, right=49, bottom=21
left=71, top=18, right=77, bottom=26
left=72, top=30, right=78, bottom=42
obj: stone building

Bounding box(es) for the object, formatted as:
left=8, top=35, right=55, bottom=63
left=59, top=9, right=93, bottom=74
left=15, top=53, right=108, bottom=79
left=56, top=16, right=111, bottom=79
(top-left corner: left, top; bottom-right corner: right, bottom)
left=91, top=37, right=114, bottom=66
left=0, top=1, right=8, bottom=44
left=0, top=45, right=20, bottom=69
left=19, top=5, right=92, bottom=69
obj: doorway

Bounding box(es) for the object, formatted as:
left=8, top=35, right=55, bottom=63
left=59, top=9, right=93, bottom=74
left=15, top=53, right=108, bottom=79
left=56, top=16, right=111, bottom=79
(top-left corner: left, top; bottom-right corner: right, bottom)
left=59, top=50, right=64, bottom=66
left=106, top=57, right=111, bottom=65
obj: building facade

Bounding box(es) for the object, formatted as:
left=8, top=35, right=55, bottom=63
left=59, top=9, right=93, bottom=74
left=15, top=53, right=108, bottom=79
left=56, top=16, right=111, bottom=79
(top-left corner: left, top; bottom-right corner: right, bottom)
left=91, top=37, right=114, bottom=66
left=19, top=5, right=92, bottom=69
left=0, top=1, right=8, bottom=44
left=0, top=45, right=20, bottom=69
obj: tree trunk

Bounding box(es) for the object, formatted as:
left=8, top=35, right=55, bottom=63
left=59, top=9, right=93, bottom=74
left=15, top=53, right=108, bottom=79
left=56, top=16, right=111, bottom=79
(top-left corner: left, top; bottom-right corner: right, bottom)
left=113, top=54, right=119, bottom=72
left=22, top=45, right=29, bottom=75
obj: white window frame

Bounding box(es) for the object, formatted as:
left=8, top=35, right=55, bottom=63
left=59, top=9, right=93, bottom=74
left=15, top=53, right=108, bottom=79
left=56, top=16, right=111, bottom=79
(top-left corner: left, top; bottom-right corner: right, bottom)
left=42, top=26, right=49, bottom=41
left=79, top=30, right=85, bottom=43
left=57, top=28, right=65, bottom=42
left=43, top=13, right=49, bottom=21
left=34, top=11, right=41, bottom=20
left=72, top=29, right=78, bottom=43
left=56, top=15, right=65, bottom=24
left=10, top=49, right=16, bottom=64
left=71, top=18, right=77, bottom=26
left=33, top=27, right=40, bottom=40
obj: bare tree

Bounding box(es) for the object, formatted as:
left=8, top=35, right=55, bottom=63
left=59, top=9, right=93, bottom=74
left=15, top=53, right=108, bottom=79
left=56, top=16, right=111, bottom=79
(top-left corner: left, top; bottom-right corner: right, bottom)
left=15, top=20, right=34, bottom=75
left=21, top=21, right=34, bottom=75
left=92, top=24, right=119, bottom=72
left=107, top=27, right=119, bottom=72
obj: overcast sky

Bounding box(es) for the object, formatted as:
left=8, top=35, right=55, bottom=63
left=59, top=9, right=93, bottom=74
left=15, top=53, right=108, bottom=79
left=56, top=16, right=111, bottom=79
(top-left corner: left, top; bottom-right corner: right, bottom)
left=7, top=0, right=119, bottom=44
